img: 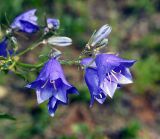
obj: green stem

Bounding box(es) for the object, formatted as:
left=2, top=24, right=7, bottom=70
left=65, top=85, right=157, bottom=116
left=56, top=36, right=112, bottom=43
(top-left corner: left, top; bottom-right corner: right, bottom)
left=60, top=60, right=80, bottom=65
left=16, top=59, right=80, bottom=69
left=17, top=42, right=43, bottom=57
left=16, top=62, right=44, bottom=68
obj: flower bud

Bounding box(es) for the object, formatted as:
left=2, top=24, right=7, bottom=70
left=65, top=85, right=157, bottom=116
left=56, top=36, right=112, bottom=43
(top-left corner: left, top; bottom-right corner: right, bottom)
left=90, top=24, right=111, bottom=47
left=47, top=18, right=60, bottom=30
left=96, top=38, right=108, bottom=48
left=47, top=37, right=72, bottom=47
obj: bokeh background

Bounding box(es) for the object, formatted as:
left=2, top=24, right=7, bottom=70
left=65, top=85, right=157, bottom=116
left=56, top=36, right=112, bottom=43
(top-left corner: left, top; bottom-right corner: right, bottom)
left=0, top=0, right=160, bottom=139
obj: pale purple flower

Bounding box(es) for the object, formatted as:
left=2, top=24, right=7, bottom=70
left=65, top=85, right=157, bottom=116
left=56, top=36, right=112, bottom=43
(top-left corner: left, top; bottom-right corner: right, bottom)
left=11, top=9, right=39, bottom=33
left=81, top=54, right=136, bottom=105
left=47, top=18, right=60, bottom=30
left=26, top=57, right=78, bottom=116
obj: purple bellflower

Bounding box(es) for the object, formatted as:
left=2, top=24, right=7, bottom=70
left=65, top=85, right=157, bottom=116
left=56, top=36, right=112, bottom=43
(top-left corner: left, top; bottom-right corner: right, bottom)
left=81, top=54, right=136, bottom=105
left=26, top=57, right=78, bottom=117
left=0, top=38, right=8, bottom=57
left=47, top=18, right=60, bottom=30
left=85, top=68, right=107, bottom=106
left=0, top=38, right=13, bottom=57
left=11, top=9, right=39, bottom=33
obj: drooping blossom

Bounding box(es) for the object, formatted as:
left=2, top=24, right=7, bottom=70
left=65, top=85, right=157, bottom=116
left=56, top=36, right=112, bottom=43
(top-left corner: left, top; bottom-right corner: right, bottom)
left=11, top=9, right=39, bottom=33
left=84, top=68, right=107, bottom=106
left=81, top=54, right=136, bottom=105
left=26, top=57, right=78, bottom=116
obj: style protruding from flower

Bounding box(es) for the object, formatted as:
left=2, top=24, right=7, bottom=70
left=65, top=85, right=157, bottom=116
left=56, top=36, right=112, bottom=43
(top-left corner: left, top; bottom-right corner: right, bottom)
left=11, top=9, right=39, bottom=33
left=81, top=54, right=136, bottom=106
left=26, top=57, right=78, bottom=116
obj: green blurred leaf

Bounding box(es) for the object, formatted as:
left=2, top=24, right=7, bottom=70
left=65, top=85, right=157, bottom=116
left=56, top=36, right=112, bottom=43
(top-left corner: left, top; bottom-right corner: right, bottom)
left=0, top=113, right=16, bottom=120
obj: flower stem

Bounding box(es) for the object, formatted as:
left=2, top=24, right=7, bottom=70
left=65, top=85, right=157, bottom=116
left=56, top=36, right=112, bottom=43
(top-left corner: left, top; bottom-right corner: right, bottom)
left=17, top=42, right=43, bottom=57
left=16, top=62, right=44, bottom=68
left=60, top=60, right=80, bottom=65
left=16, top=59, right=80, bottom=69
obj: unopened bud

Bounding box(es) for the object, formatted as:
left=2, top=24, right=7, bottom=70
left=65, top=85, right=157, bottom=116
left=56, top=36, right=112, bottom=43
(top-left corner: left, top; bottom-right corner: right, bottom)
left=47, top=36, right=72, bottom=47
left=90, top=24, right=111, bottom=47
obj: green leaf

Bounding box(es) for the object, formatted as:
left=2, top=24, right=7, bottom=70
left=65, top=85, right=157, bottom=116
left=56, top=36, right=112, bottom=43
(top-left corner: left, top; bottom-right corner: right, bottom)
left=0, top=113, right=16, bottom=120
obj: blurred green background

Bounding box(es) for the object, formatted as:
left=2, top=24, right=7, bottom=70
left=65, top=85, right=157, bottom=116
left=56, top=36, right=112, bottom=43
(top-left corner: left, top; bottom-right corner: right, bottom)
left=0, top=0, right=160, bottom=139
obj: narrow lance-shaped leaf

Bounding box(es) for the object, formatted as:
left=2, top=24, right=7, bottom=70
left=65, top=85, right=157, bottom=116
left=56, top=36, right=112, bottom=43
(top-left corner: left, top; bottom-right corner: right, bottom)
left=0, top=113, right=16, bottom=120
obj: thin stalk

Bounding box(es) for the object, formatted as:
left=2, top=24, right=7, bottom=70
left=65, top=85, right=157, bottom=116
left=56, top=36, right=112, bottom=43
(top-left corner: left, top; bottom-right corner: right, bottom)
left=17, top=42, right=43, bottom=56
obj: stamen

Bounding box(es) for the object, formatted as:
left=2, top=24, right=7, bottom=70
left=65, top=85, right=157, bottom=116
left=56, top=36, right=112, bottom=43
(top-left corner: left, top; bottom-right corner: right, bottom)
left=112, top=69, right=121, bottom=74
left=112, top=70, right=116, bottom=74
left=108, top=73, right=112, bottom=83
left=50, top=80, right=57, bottom=90
left=41, top=79, right=49, bottom=88
left=99, top=94, right=102, bottom=98
left=111, top=72, right=119, bottom=82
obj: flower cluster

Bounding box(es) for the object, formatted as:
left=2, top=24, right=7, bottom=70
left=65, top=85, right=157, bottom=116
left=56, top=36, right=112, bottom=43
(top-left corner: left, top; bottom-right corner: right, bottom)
left=0, top=9, right=136, bottom=117
left=0, top=9, right=60, bottom=58
left=80, top=25, right=136, bottom=106
left=81, top=54, right=135, bottom=106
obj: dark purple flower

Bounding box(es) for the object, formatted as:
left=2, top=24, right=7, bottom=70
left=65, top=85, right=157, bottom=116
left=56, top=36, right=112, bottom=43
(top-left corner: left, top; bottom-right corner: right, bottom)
left=47, top=18, right=60, bottom=30
left=11, top=9, right=39, bottom=33
left=0, top=38, right=13, bottom=57
left=81, top=54, right=136, bottom=104
left=0, top=38, right=8, bottom=57
left=26, top=57, right=78, bottom=116
left=85, top=68, right=107, bottom=106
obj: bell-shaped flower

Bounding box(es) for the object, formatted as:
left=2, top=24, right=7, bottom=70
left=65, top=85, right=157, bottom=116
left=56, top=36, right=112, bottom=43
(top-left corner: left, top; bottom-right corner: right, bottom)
left=26, top=57, right=78, bottom=116
left=0, top=38, right=8, bottom=57
left=81, top=54, right=136, bottom=103
left=11, top=9, right=39, bottom=33
left=85, top=68, right=107, bottom=106
left=0, top=38, right=13, bottom=57
left=47, top=18, right=60, bottom=30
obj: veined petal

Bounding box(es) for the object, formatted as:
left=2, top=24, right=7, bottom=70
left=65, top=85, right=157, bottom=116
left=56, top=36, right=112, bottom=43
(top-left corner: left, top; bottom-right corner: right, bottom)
left=80, top=57, right=96, bottom=68
left=26, top=80, right=44, bottom=89
left=116, top=73, right=133, bottom=84
left=85, top=68, right=107, bottom=106
left=48, top=97, right=58, bottom=117
left=19, top=20, right=39, bottom=33
left=36, top=85, right=52, bottom=104
left=112, top=67, right=133, bottom=84
left=95, top=96, right=106, bottom=104
left=100, top=78, right=117, bottom=98
left=48, top=97, right=66, bottom=117
left=54, top=88, right=67, bottom=103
